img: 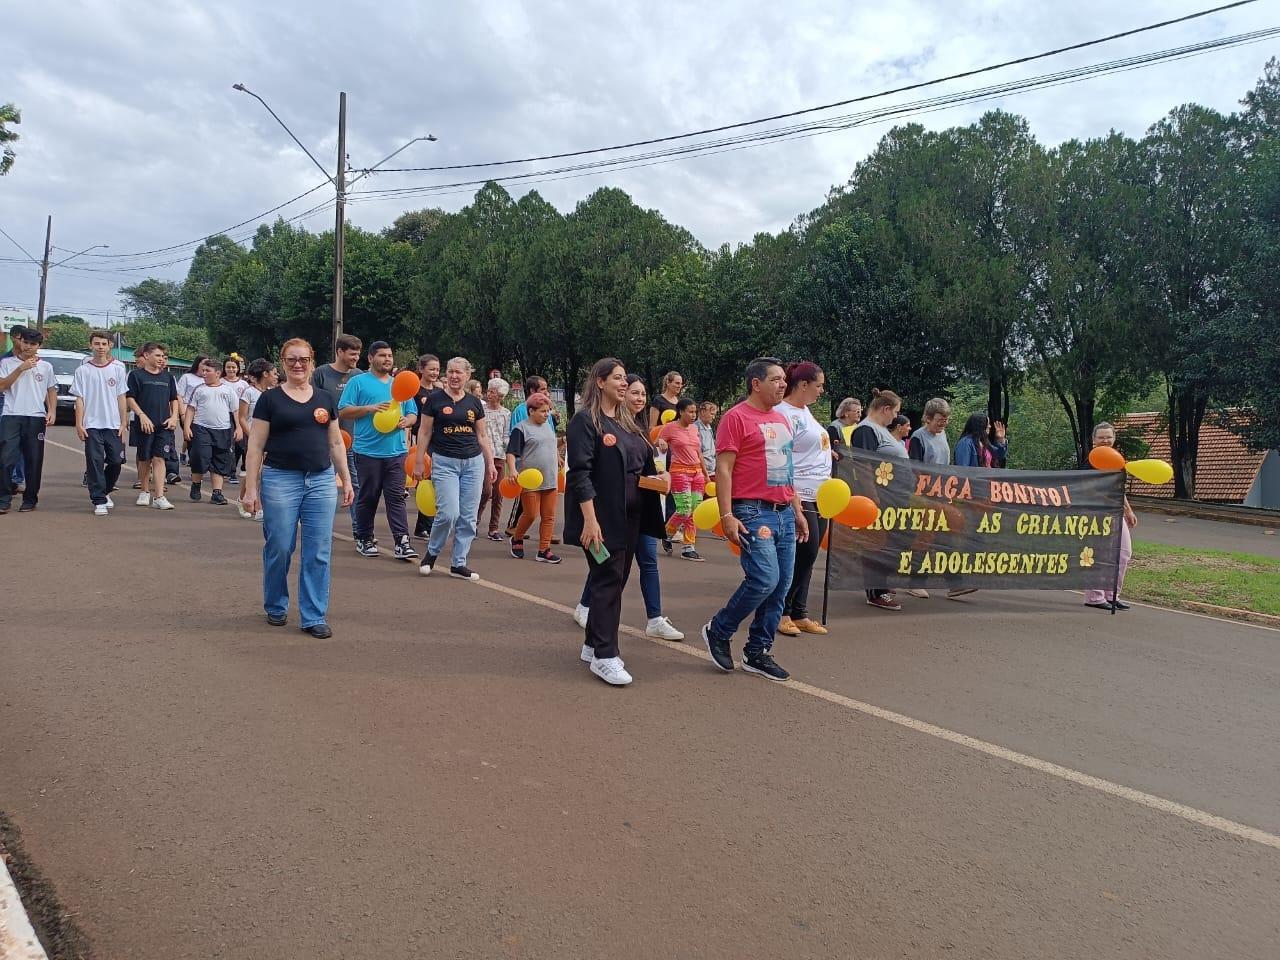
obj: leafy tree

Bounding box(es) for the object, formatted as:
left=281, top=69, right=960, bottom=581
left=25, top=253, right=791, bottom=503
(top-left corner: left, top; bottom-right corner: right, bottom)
left=44, top=313, right=88, bottom=326
left=181, top=235, right=247, bottom=328
left=118, top=278, right=184, bottom=326
left=384, top=208, right=447, bottom=245
left=0, top=103, right=19, bottom=176
left=42, top=320, right=93, bottom=352
left=1139, top=105, right=1247, bottom=497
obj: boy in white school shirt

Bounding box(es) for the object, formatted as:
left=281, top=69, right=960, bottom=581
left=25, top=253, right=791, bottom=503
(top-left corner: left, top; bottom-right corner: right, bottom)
left=0, top=327, right=57, bottom=514
left=181, top=359, right=241, bottom=505
left=72, top=330, right=129, bottom=515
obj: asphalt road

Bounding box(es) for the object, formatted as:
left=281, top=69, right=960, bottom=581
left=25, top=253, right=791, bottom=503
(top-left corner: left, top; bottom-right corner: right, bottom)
left=1133, top=510, right=1280, bottom=557
left=2, top=428, right=1278, bottom=959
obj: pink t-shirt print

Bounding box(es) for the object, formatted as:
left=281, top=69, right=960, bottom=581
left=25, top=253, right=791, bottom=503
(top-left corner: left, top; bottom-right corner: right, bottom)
left=715, top=401, right=795, bottom=502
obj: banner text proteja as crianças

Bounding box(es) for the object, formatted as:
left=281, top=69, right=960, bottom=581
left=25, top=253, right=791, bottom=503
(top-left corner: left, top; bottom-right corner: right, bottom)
left=826, top=449, right=1126, bottom=592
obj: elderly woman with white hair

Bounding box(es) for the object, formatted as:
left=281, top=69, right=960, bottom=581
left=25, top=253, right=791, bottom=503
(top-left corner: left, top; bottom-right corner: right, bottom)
left=477, top=376, right=512, bottom=540
left=411, top=357, right=498, bottom=580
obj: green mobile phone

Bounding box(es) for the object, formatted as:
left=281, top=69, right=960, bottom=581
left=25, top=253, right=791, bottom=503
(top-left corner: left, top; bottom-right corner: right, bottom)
left=589, top=540, right=611, bottom=563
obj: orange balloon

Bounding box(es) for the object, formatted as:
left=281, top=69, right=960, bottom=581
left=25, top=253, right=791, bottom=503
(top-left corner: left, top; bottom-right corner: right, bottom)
left=391, top=370, right=421, bottom=403
left=340, top=429, right=352, bottom=449
left=820, top=528, right=830, bottom=551
left=728, top=539, right=741, bottom=556
left=405, top=474, right=418, bottom=489
left=499, top=476, right=521, bottom=499
left=1088, top=445, right=1126, bottom=471
left=836, top=495, right=879, bottom=529
left=712, top=518, right=725, bottom=538
left=649, top=426, right=662, bottom=444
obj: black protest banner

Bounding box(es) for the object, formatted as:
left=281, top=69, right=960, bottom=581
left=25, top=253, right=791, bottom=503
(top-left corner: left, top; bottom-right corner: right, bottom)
left=826, top=449, right=1126, bottom=592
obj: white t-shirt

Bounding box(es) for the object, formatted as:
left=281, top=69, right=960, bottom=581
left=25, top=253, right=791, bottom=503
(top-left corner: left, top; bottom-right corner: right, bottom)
left=0, top=356, right=56, bottom=418
left=226, top=378, right=249, bottom=400
left=240, top=383, right=263, bottom=431
left=188, top=380, right=240, bottom=430
left=776, top=399, right=832, bottom=502
left=71, top=359, right=128, bottom=429
left=177, top=372, right=204, bottom=406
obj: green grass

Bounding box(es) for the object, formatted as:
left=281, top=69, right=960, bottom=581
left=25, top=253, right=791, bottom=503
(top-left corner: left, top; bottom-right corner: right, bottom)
left=1127, top=541, right=1280, bottom=617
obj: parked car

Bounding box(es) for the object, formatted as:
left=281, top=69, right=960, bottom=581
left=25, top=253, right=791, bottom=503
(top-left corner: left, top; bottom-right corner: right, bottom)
left=37, top=349, right=90, bottom=424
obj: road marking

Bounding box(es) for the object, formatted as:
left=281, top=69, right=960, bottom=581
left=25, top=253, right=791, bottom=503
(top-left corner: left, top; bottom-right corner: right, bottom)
left=40, top=434, right=1280, bottom=849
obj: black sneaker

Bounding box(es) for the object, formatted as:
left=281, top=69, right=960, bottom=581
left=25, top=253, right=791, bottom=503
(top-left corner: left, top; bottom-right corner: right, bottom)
left=510, top=538, right=525, bottom=559
left=662, top=538, right=674, bottom=556
left=681, top=548, right=704, bottom=562
left=166, top=474, right=182, bottom=485
left=210, top=490, right=228, bottom=505
left=189, top=482, right=202, bottom=501
left=267, top=612, right=287, bottom=627
left=702, top=622, right=734, bottom=672
left=413, top=524, right=429, bottom=540
left=486, top=531, right=505, bottom=542
left=393, top=535, right=418, bottom=561
left=227, top=475, right=239, bottom=485
left=355, top=538, right=380, bottom=558
left=536, top=549, right=562, bottom=564
left=418, top=552, right=438, bottom=576
left=450, top=565, right=480, bottom=581
left=17, top=502, right=36, bottom=513
left=302, top=623, right=333, bottom=639
left=1112, top=599, right=1131, bottom=611
left=743, top=650, right=790, bottom=682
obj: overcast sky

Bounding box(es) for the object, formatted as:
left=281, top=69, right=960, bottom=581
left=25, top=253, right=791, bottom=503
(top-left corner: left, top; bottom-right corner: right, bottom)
left=2, top=0, right=1276, bottom=321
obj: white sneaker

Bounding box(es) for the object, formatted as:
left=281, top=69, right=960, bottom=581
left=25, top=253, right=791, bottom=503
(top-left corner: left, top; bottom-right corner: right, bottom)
left=905, top=588, right=929, bottom=599
left=590, top=656, right=633, bottom=685
left=237, top=503, right=253, bottom=519
left=573, top=603, right=589, bottom=629
left=94, top=503, right=109, bottom=516
left=152, top=496, right=175, bottom=510
left=254, top=510, right=264, bottom=522
left=136, top=491, right=152, bottom=507
left=104, top=495, right=114, bottom=509
left=645, top=616, right=685, bottom=641
left=580, top=643, right=594, bottom=663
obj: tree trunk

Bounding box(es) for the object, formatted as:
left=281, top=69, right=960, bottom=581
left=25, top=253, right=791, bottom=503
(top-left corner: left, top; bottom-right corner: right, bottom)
left=1169, top=386, right=1205, bottom=500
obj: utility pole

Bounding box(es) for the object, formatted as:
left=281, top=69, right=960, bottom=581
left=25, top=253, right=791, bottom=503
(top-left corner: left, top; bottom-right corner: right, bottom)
left=332, top=91, right=347, bottom=349
left=35, top=215, right=51, bottom=330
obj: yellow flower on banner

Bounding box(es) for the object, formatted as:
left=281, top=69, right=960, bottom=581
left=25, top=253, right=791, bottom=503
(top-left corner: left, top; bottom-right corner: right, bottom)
left=1079, top=546, right=1095, bottom=568
left=875, top=461, right=894, bottom=486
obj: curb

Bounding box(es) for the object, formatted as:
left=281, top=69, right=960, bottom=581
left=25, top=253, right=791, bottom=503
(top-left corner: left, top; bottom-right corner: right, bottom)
left=0, top=855, right=49, bottom=960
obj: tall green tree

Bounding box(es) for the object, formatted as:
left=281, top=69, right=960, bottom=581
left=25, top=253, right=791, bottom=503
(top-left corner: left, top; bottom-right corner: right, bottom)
left=181, top=234, right=247, bottom=328
left=384, top=208, right=447, bottom=245
left=1140, top=105, right=1246, bottom=498
left=118, top=278, right=184, bottom=325
left=0, top=103, right=19, bottom=176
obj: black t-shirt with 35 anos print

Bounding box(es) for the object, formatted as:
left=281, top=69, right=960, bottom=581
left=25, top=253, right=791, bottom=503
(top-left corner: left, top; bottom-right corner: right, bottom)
left=422, top=388, right=485, bottom=459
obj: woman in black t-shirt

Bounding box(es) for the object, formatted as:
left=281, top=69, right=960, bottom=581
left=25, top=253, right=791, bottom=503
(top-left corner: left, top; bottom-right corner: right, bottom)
left=242, top=338, right=353, bottom=639
left=410, top=357, right=497, bottom=580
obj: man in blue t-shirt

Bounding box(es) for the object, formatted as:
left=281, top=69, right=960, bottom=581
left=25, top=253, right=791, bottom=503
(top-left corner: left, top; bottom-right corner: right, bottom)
left=338, top=341, right=417, bottom=560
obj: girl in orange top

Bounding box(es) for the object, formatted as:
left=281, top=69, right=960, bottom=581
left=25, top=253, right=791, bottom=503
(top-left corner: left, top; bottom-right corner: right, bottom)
left=657, top=398, right=708, bottom=561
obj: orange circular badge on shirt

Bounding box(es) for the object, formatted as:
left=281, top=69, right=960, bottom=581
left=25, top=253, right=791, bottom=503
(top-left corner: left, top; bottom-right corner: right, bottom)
left=442, top=406, right=454, bottom=416
left=602, top=433, right=617, bottom=447
left=758, top=525, right=773, bottom=539
left=313, top=408, right=330, bottom=424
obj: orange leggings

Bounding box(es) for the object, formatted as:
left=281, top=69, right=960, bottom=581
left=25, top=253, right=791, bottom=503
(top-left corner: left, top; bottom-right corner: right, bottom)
left=512, top=488, right=558, bottom=551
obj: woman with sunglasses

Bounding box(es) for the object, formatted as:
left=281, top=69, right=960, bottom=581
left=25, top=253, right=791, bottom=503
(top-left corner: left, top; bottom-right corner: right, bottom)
left=241, top=339, right=354, bottom=639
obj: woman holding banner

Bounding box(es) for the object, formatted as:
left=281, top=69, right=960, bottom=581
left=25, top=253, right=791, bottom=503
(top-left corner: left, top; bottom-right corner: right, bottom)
left=1083, top=422, right=1135, bottom=611
left=850, top=389, right=906, bottom=611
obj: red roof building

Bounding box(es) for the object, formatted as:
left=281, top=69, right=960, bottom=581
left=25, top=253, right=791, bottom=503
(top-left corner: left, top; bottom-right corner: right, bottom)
left=1115, top=412, right=1280, bottom=507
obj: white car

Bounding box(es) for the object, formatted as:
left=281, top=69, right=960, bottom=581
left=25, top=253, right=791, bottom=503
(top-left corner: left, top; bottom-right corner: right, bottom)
left=36, top=349, right=91, bottom=424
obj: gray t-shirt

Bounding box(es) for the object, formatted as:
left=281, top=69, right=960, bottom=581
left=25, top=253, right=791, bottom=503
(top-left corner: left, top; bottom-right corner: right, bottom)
left=909, top=426, right=951, bottom=465
left=311, top=363, right=358, bottom=403
left=506, top=418, right=558, bottom=491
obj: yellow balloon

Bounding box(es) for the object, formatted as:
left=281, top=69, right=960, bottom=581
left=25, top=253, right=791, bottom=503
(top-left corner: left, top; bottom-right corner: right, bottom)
left=704, top=481, right=716, bottom=498
left=518, top=467, right=544, bottom=490
left=372, top=405, right=401, bottom=434
left=415, top=479, right=437, bottom=516
left=693, top=498, right=721, bottom=531
left=660, top=409, right=676, bottom=424
left=815, top=477, right=852, bottom=519
left=1125, top=458, right=1174, bottom=485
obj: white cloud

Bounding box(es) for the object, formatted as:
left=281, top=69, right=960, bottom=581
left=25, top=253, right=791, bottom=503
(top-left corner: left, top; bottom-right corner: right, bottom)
left=2, top=0, right=1275, bottom=317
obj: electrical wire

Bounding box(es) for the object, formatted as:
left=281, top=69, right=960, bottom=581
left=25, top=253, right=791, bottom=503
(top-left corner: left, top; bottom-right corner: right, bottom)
left=356, top=0, right=1261, bottom=176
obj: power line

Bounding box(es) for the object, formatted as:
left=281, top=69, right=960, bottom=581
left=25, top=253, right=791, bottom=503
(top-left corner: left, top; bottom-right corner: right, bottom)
left=343, top=28, right=1276, bottom=206
left=357, top=0, right=1261, bottom=176
left=0, top=226, right=41, bottom=264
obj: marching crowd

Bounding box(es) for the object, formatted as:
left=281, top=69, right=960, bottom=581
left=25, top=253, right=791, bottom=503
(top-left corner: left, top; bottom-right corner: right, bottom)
left=0, top=324, right=1136, bottom=686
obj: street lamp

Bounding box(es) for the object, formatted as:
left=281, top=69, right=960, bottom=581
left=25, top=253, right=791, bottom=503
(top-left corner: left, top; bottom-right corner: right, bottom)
left=36, top=235, right=110, bottom=329
left=232, top=83, right=437, bottom=348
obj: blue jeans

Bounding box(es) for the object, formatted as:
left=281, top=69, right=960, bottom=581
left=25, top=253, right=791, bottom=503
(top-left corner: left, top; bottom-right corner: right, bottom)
left=709, top=502, right=796, bottom=655
left=579, top=534, right=662, bottom=620
left=427, top=453, right=484, bottom=567
left=260, top=466, right=338, bottom=629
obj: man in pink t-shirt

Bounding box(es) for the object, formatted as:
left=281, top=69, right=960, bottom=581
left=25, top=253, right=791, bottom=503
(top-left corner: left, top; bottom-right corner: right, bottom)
left=701, top=358, right=808, bottom=682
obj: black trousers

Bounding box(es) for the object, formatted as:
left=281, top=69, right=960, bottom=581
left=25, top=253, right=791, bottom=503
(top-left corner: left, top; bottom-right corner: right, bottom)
left=783, top=501, right=828, bottom=621
left=0, top=415, right=45, bottom=508
left=354, top=452, right=409, bottom=540
left=84, top=428, right=126, bottom=505
left=582, top=512, right=641, bottom=661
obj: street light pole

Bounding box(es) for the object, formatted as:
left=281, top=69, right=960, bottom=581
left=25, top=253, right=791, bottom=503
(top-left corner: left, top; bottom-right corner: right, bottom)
left=333, top=91, right=347, bottom=348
